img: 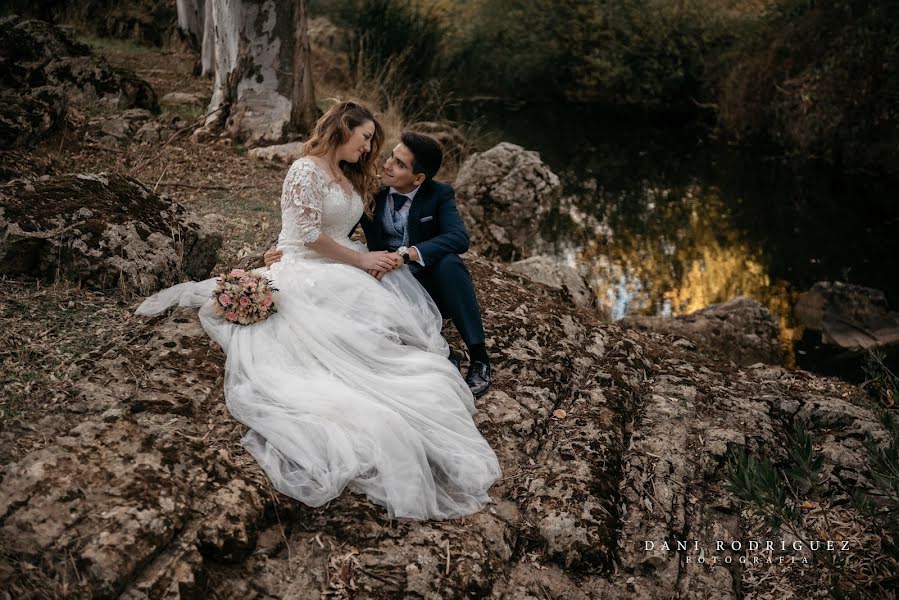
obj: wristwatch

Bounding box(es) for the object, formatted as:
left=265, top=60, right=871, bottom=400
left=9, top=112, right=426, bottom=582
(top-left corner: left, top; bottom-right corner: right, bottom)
left=397, top=246, right=411, bottom=264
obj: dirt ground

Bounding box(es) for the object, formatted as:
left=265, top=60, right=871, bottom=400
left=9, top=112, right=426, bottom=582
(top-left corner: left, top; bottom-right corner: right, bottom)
left=0, top=38, right=284, bottom=457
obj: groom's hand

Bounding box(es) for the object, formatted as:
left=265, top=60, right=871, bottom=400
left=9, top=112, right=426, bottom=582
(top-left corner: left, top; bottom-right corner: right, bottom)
left=263, top=245, right=282, bottom=267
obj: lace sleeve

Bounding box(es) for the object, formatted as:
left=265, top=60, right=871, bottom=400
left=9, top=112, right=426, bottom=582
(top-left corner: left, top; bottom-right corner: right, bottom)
left=283, top=159, right=326, bottom=243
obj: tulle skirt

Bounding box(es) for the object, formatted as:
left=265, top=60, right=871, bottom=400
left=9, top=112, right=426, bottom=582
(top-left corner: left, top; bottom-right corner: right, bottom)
left=135, top=254, right=501, bottom=520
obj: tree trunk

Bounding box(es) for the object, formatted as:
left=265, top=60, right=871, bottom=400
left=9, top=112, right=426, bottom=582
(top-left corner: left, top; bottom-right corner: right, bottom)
left=198, top=0, right=316, bottom=147
left=290, top=0, right=318, bottom=133
left=200, top=0, right=215, bottom=76
left=176, top=0, right=204, bottom=49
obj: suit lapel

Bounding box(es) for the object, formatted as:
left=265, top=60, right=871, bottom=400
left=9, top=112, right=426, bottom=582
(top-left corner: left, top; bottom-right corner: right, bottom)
left=407, top=180, right=432, bottom=245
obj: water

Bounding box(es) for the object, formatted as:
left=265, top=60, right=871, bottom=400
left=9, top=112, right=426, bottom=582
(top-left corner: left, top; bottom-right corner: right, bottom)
left=458, top=103, right=899, bottom=341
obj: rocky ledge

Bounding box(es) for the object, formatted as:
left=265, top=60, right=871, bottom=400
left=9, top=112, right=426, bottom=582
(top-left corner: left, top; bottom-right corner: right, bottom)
left=1, top=253, right=896, bottom=598
left=0, top=173, right=221, bottom=294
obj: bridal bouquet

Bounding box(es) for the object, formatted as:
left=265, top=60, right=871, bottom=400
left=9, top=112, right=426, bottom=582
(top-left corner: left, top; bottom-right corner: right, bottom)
left=212, top=269, right=277, bottom=325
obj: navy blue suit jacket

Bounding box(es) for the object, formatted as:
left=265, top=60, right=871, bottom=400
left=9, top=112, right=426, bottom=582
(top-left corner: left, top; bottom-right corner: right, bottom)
left=357, top=179, right=469, bottom=266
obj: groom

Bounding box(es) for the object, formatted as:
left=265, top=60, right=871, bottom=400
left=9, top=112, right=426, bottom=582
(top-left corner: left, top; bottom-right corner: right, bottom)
left=264, top=131, right=491, bottom=397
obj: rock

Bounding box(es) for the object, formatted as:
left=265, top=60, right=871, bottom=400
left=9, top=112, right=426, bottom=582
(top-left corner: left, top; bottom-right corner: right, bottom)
left=795, top=281, right=899, bottom=352
left=0, top=257, right=894, bottom=598
left=0, top=173, right=221, bottom=294
left=454, top=142, right=561, bottom=261
left=620, top=296, right=784, bottom=366
left=793, top=281, right=899, bottom=377
left=85, top=109, right=164, bottom=146
left=508, top=255, right=597, bottom=310
left=161, top=91, right=210, bottom=107
left=0, top=86, right=67, bottom=149
left=0, top=15, right=158, bottom=148
left=134, top=120, right=163, bottom=144
left=190, top=125, right=215, bottom=144
left=247, top=141, right=306, bottom=163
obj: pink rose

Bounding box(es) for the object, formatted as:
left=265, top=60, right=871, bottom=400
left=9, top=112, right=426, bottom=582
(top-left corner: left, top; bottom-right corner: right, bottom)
left=229, top=269, right=245, bottom=276
left=239, top=296, right=251, bottom=307
left=224, top=311, right=237, bottom=321
left=218, top=294, right=232, bottom=306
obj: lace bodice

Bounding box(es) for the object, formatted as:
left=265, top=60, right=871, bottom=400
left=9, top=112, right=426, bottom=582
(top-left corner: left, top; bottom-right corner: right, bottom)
left=276, top=158, right=364, bottom=259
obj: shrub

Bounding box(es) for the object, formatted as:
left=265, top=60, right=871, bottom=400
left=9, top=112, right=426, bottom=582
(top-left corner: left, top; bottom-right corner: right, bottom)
left=717, top=0, right=899, bottom=175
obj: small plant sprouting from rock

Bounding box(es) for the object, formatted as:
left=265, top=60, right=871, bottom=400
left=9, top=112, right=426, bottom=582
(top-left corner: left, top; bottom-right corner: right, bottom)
left=725, top=444, right=798, bottom=532
left=857, top=409, right=899, bottom=571
left=862, top=349, right=897, bottom=407
left=784, top=420, right=825, bottom=497
left=856, top=350, right=899, bottom=568
left=726, top=415, right=899, bottom=599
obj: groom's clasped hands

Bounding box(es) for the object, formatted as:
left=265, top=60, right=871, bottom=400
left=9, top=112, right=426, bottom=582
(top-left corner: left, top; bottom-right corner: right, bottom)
left=263, top=246, right=403, bottom=280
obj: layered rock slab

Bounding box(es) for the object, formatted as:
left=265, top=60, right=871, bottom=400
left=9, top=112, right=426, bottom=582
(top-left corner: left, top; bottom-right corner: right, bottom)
left=0, top=258, right=893, bottom=599
left=621, top=296, right=784, bottom=367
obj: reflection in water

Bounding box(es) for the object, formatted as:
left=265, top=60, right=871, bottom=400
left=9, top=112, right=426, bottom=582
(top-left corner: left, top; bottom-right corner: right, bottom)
left=460, top=102, right=898, bottom=367
left=584, top=184, right=769, bottom=318
left=541, top=179, right=799, bottom=361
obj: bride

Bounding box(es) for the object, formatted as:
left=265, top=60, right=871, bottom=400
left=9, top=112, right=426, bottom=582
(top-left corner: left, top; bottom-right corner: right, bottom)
left=135, top=100, right=501, bottom=520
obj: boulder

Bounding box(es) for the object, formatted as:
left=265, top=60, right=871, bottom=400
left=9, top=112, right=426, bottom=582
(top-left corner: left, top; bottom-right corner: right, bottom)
left=794, top=281, right=899, bottom=375
left=0, top=86, right=67, bottom=149
left=247, top=141, right=306, bottom=163
left=507, top=255, right=597, bottom=311
left=0, top=172, right=221, bottom=294
left=454, top=142, right=561, bottom=261
left=620, top=296, right=784, bottom=366
left=795, top=281, right=899, bottom=352
left=0, top=15, right=158, bottom=148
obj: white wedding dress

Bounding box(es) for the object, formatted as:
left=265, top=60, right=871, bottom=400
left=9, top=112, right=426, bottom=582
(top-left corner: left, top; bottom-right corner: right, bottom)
left=136, top=158, right=501, bottom=520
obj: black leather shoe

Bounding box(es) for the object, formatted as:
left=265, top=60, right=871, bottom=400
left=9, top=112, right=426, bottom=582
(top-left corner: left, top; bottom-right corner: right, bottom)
left=465, top=361, right=491, bottom=398
left=448, top=349, right=462, bottom=371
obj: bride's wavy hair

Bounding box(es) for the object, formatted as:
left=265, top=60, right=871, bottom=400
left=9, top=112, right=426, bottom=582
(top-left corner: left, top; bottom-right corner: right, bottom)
left=304, top=99, right=384, bottom=216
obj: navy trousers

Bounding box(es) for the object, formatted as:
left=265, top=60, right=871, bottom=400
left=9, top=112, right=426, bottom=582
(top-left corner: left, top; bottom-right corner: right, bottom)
left=413, top=254, right=485, bottom=347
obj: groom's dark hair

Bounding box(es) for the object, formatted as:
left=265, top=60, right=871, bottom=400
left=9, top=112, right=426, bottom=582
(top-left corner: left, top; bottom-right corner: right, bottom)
left=401, top=131, right=443, bottom=180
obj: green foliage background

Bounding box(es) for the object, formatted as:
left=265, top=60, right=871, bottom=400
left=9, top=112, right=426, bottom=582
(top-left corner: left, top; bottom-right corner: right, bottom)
left=312, top=0, right=899, bottom=176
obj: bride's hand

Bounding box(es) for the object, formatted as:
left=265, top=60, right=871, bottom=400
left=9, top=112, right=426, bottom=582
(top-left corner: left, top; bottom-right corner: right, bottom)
left=357, top=251, right=396, bottom=272
left=263, top=245, right=282, bottom=268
